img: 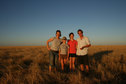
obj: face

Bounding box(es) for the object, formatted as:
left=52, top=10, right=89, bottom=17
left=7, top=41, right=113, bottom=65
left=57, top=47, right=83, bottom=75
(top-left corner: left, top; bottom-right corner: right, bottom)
left=78, top=31, right=83, bottom=37
left=62, top=40, right=66, bottom=43
left=70, top=34, right=74, bottom=39
left=56, top=32, right=61, bottom=37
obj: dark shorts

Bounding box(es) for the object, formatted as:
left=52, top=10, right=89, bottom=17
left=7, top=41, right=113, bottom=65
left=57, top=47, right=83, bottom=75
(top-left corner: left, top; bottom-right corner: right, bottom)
left=60, top=54, right=67, bottom=59
left=69, top=53, right=76, bottom=57
left=77, top=54, right=89, bottom=65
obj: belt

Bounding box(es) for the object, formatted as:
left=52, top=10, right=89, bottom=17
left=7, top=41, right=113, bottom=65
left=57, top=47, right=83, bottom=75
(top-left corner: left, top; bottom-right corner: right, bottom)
left=51, top=50, right=59, bottom=53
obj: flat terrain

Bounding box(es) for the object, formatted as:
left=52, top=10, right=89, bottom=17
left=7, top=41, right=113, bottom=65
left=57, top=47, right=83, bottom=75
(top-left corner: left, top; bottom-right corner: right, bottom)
left=0, top=45, right=126, bottom=84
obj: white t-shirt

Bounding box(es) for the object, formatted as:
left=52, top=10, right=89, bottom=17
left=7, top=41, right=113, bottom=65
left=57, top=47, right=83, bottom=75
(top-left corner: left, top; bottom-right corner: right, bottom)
left=76, top=36, right=90, bottom=55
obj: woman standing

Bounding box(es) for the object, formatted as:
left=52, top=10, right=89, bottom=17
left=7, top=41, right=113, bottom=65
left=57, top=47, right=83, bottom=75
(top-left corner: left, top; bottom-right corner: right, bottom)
left=67, top=32, right=77, bottom=71
left=47, top=30, right=62, bottom=72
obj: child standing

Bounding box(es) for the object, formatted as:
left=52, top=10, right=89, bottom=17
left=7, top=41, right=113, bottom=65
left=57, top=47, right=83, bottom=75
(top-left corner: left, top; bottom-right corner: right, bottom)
left=59, top=36, right=69, bottom=71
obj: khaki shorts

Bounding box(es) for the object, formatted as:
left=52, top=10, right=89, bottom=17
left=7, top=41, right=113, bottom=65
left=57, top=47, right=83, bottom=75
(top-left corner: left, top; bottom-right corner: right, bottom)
left=60, top=54, right=67, bottom=59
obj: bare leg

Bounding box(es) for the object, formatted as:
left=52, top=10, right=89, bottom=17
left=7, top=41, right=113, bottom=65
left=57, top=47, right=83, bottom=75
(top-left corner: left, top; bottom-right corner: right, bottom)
left=54, top=67, right=56, bottom=72
left=72, top=57, right=75, bottom=70
left=61, top=59, right=64, bottom=70
left=80, top=64, right=84, bottom=71
left=69, top=57, right=72, bottom=70
left=64, top=59, right=67, bottom=64
left=85, top=65, right=89, bottom=72
left=49, top=65, right=51, bottom=72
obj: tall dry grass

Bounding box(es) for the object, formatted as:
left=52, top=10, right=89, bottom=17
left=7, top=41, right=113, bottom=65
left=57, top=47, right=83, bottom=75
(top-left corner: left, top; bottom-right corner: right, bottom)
left=0, top=45, right=126, bottom=84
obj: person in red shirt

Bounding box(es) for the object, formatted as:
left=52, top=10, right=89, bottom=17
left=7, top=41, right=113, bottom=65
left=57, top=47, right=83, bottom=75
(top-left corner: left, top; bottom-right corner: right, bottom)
left=67, top=32, right=77, bottom=71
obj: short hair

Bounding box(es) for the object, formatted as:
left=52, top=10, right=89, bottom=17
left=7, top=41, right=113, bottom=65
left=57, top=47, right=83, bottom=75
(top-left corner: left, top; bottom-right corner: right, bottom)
left=56, top=30, right=61, bottom=37
left=77, top=29, right=83, bottom=34
left=69, top=32, right=74, bottom=37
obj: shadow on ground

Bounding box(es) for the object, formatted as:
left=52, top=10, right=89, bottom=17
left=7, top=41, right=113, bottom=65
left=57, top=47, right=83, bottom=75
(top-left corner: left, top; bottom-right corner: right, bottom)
left=89, top=50, right=113, bottom=62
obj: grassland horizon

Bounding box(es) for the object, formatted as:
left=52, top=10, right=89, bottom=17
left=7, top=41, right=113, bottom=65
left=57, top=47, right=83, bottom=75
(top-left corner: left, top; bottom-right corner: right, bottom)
left=0, top=45, right=126, bottom=48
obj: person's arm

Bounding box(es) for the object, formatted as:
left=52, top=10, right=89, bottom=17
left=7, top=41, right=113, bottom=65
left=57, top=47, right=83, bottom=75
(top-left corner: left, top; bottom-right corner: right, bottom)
left=59, top=49, right=61, bottom=61
left=80, top=37, right=91, bottom=50
left=76, top=41, right=78, bottom=50
left=67, top=40, right=69, bottom=45
left=80, top=44, right=91, bottom=50
left=46, top=38, right=53, bottom=50
left=67, top=47, right=69, bottom=60
left=67, top=41, right=69, bottom=58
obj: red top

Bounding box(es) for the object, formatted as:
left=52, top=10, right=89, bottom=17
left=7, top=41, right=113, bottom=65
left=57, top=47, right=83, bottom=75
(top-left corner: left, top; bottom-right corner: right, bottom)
left=67, top=40, right=77, bottom=54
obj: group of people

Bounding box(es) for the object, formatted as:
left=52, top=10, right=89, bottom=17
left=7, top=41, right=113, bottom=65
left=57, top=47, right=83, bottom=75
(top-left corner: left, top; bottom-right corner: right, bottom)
left=47, top=29, right=91, bottom=72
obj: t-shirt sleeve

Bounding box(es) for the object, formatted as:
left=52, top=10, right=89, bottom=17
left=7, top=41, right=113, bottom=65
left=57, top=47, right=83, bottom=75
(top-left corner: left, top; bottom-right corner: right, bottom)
left=76, top=38, right=79, bottom=42
left=85, top=37, right=90, bottom=45
left=67, top=40, right=70, bottom=45
left=75, top=40, right=78, bottom=46
left=50, top=37, right=55, bottom=41
left=67, top=44, right=69, bottom=48
left=60, top=39, right=62, bottom=44
left=59, top=45, right=61, bottom=51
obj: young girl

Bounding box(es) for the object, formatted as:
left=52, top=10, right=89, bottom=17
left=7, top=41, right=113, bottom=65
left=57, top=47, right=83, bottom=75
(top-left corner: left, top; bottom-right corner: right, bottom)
left=67, top=32, right=77, bottom=71
left=59, top=36, right=69, bottom=71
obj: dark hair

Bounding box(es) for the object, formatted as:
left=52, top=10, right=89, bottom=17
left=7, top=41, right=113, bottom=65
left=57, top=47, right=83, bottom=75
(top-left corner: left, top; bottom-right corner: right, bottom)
left=77, top=29, right=83, bottom=34
left=69, top=32, right=74, bottom=37
left=56, top=30, right=61, bottom=37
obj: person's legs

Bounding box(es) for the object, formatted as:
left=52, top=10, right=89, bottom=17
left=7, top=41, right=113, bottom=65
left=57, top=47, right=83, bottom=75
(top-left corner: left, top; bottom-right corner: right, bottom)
left=77, top=56, right=84, bottom=71
left=64, top=59, right=67, bottom=64
left=72, top=57, right=75, bottom=70
left=85, top=55, right=89, bottom=72
left=61, top=59, right=64, bottom=70
left=80, top=64, right=84, bottom=71
left=69, top=57, right=72, bottom=70
left=49, top=65, right=51, bottom=72
left=54, top=52, right=58, bottom=71
left=49, top=51, right=54, bottom=72
left=85, top=65, right=89, bottom=72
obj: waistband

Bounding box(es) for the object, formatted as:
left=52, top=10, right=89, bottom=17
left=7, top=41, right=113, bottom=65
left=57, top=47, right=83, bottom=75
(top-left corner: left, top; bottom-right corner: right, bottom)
left=51, top=50, right=59, bottom=53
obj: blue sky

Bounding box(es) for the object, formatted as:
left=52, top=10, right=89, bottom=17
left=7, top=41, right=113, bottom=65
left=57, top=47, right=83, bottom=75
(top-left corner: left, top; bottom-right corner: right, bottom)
left=0, top=0, right=126, bottom=46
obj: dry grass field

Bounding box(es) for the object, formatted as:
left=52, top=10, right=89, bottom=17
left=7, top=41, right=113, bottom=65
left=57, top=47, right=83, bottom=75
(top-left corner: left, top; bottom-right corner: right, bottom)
left=0, top=45, right=126, bottom=84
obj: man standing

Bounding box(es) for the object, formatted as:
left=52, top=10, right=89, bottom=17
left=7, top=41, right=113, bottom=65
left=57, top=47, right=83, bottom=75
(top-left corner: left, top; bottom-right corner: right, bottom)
left=47, top=30, right=62, bottom=72
left=76, top=29, right=91, bottom=72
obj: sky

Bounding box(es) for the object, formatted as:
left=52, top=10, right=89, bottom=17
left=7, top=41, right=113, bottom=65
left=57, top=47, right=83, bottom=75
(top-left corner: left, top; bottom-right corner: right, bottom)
left=0, top=0, right=126, bottom=46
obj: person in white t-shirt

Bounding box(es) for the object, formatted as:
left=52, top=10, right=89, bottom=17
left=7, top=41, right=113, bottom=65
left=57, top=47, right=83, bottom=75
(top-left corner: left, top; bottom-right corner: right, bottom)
left=76, top=29, right=91, bottom=72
